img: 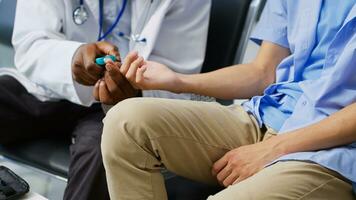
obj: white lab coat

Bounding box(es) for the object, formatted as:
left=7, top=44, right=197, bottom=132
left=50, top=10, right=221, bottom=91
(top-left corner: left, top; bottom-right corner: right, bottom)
left=3, top=0, right=211, bottom=106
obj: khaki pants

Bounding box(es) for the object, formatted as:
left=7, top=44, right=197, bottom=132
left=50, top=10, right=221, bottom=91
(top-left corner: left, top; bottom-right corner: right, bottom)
left=101, top=98, right=354, bottom=200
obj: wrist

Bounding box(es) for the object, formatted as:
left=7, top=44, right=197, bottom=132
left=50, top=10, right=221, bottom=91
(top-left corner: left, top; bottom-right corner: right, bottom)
left=174, top=73, right=189, bottom=93
left=175, top=73, right=200, bottom=94
left=266, top=135, right=290, bottom=158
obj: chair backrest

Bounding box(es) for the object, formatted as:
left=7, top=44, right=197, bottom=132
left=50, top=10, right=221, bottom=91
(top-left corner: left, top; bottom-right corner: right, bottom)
left=0, top=0, right=17, bottom=46
left=201, top=0, right=266, bottom=73
left=201, top=0, right=265, bottom=105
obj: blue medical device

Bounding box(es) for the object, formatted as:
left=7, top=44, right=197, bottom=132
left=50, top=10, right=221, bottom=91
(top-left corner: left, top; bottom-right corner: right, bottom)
left=95, top=55, right=117, bottom=66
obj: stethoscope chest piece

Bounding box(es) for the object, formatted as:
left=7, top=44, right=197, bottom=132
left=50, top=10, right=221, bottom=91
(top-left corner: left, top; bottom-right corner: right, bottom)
left=73, top=5, right=89, bottom=25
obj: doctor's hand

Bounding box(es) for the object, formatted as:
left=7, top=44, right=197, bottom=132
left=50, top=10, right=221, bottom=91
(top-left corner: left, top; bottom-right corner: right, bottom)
left=93, top=61, right=138, bottom=105
left=121, top=52, right=181, bottom=93
left=72, top=41, right=120, bottom=86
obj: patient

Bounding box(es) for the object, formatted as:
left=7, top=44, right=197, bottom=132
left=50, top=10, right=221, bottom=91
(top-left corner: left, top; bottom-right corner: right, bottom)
left=101, top=0, right=356, bottom=199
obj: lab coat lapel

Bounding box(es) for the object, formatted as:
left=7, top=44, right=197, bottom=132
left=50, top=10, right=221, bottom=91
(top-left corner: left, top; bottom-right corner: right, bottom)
left=132, top=0, right=172, bottom=59
left=294, top=0, right=322, bottom=79
left=86, top=0, right=100, bottom=23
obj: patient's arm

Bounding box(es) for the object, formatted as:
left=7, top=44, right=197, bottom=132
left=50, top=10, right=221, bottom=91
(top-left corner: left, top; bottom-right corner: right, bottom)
left=123, top=41, right=290, bottom=99
left=273, top=103, right=356, bottom=154
left=212, top=103, right=356, bottom=186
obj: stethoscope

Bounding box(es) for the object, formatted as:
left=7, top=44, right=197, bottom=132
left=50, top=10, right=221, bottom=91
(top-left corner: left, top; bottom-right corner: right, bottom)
left=73, top=0, right=146, bottom=43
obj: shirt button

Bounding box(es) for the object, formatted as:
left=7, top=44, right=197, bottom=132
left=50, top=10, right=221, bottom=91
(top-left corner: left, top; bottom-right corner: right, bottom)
left=302, top=101, right=307, bottom=106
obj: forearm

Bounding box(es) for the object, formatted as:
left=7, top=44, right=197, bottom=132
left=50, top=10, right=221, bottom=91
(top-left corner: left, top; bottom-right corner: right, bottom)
left=176, top=62, right=273, bottom=99
left=134, top=41, right=288, bottom=98
left=173, top=41, right=290, bottom=99
left=270, top=103, right=356, bottom=156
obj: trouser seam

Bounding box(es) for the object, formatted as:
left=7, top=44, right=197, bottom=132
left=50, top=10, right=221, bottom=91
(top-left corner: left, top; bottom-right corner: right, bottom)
left=146, top=155, right=156, bottom=200
left=119, top=125, right=162, bottom=200
left=298, top=177, right=336, bottom=200
left=121, top=123, right=158, bottom=156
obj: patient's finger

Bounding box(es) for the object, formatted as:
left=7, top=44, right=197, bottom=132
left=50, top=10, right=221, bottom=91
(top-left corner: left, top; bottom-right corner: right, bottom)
left=126, top=56, right=143, bottom=83
left=120, top=51, right=138, bottom=75
left=136, top=65, right=147, bottom=85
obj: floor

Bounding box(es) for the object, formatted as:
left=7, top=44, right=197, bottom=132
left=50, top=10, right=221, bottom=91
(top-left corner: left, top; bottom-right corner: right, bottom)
left=0, top=156, right=66, bottom=200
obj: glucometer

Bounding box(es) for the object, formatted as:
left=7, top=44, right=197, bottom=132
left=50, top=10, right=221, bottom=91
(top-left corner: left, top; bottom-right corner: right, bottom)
left=95, top=55, right=117, bottom=66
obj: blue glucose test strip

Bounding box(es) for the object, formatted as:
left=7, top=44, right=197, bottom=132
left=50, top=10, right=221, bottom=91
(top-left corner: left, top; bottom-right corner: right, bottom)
left=95, top=55, right=117, bottom=66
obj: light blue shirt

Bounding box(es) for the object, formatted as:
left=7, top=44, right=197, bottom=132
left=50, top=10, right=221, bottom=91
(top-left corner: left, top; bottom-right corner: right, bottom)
left=243, top=0, right=356, bottom=193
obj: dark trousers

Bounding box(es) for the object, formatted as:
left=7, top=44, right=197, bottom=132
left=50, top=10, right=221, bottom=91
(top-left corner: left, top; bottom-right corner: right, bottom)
left=0, top=76, right=110, bottom=200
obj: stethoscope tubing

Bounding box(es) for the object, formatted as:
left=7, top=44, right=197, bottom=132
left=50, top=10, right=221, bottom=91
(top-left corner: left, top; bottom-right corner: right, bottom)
left=75, top=0, right=147, bottom=44
left=98, top=0, right=127, bottom=41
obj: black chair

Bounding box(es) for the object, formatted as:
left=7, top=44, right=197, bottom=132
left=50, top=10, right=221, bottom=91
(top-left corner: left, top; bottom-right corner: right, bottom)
left=0, top=0, right=16, bottom=46
left=0, top=0, right=266, bottom=199
left=203, top=0, right=265, bottom=105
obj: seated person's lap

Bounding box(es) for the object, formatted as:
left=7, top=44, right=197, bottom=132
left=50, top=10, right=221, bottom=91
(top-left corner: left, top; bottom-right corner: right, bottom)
left=0, top=75, right=102, bottom=143
left=102, top=98, right=355, bottom=200
left=208, top=161, right=354, bottom=200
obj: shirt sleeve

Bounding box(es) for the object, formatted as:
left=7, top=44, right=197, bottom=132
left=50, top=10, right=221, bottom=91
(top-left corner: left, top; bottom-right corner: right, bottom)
left=12, top=0, right=89, bottom=106
left=250, top=0, right=289, bottom=48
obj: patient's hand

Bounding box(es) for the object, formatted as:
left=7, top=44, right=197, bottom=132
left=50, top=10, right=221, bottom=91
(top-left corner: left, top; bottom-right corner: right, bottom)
left=212, top=138, right=284, bottom=187
left=121, top=52, right=181, bottom=93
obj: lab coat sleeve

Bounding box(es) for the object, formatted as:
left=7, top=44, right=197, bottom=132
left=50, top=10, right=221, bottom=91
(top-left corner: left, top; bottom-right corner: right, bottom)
left=12, top=0, right=93, bottom=106
left=142, top=0, right=211, bottom=99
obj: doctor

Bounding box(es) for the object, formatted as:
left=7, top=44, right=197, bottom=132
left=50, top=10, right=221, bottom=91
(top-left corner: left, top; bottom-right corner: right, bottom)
left=0, top=0, right=210, bottom=200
